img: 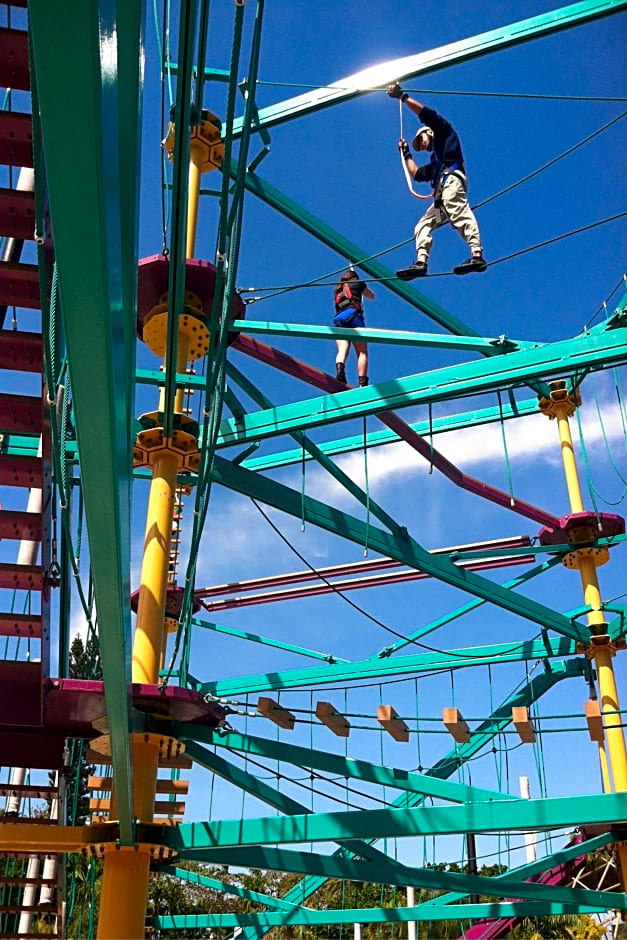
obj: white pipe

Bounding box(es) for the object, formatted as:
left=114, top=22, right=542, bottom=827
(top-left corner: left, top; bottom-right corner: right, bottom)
left=519, top=775, right=537, bottom=863
left=406, top=886, right=416, bottom=940
left=354, top=924, right=362, bottom=939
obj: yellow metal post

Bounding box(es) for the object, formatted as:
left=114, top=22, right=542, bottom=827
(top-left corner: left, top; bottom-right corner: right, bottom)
left=97, top=845, right=151, bottom=939
left=186, top=145, right=203, bottom=258
left=540, top=382, right=627, bottom=883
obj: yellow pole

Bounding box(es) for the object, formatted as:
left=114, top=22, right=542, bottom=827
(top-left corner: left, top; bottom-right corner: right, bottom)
left=549, top=396, right=627, bottom=883
left=97, top=845, right=151, bottom=939
left=186, top=145, right=203, bottom=259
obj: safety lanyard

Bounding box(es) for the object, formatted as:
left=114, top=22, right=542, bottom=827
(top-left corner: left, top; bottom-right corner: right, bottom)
left=398, top=99, right=431, bottom=201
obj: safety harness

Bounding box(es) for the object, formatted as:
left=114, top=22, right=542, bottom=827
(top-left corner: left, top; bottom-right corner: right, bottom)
left=333, top=279, right=363, bottom=326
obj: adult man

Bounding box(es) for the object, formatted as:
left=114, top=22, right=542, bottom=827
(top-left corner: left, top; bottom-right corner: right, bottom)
left=333, top=267, right=375, bottom=387
left=387, top=82, right=487, bottom=279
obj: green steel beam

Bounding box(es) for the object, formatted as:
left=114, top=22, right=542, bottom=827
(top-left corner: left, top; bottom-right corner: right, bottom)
left=210, top=456, right=587, bottom=643
left=161, top=845, right=621, bottom=913
left=156, top=900, right=609, bottom=930
left=235, top=660, right=585, bottom=938
left=183, top=728, right=516, bottom=804
left=241, top=397, right=543, bottom=472
left=198, top=635, right=577, bottom=698
left=230, top=320, right=531, bottom=353
left=191, top=618, right=348, bottom=664
left=167, top=791, right=627, bottom=849
left=226, top=360, right=405, bottom=535
left=28, top=0, right=144, bottom=843
left=219, top=326, right=627, bottom=447
left=185, top=741, right=406, bottom=867
left=230, top=0, right=627, bottom=134
left=155, top=866, right=307, bottom=912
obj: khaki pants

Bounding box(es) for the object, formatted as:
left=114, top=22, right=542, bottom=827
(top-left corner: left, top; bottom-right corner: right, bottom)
left=415, top=173, right=482, bottom=262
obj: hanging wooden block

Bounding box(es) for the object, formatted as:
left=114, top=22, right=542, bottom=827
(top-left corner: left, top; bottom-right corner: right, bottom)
left=585, top=699, right=604, bottom=742
left=512, top=706, right=536, bottom=743
left=443, top=707, right=470, bottom=743
left=377, top=705, right=409, bottom=742
left=316, top=701, right=350, bottom=737
left=257, top=696, right=295, bottom=730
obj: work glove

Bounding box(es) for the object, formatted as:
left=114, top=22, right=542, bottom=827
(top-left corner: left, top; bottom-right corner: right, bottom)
left=387, top=82, right=408, bottom=101
left=398, top=138, right=411, bottom=159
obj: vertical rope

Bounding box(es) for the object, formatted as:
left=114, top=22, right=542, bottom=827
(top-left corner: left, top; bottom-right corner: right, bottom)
left=428, top=402, right=434, bottom=474
left=363, top=417, right=370, bottom=556
left=497, top=390, right=515, bottom=505
left=301, top=440, right=306, bottom=531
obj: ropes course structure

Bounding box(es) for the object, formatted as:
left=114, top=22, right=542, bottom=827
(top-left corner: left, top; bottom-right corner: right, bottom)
left=0, top=0, right=626, bottom=937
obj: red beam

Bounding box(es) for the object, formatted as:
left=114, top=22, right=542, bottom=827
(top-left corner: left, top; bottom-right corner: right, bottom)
left=0, top=29, right=30, bottom=91
left=0, top=110, right=33, bottom=167
left=0, top=454, right=42, bottom=488
left=0, top=329, right=43, bottom=372
left=0, top=613, right=42, bottom=638
left=0, top=261, right=40, bottom=308
left=200, top=555, right=535, bottom=612
left=0, top=510, right=42, bottom=541
left=0, top=186, right=35, bottom=239
left=0, top=562, right=43, bottom=591
left=0, top=392, right=43, bottom=434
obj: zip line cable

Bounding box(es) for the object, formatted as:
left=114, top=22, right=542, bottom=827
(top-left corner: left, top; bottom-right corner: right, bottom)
left=238, top=113, right=626, bottom=299
left=254, top=79, right=627, bottom=102
left=249, top=498, right=544, bottom=661
left=240, top=210, right=627, bottom=296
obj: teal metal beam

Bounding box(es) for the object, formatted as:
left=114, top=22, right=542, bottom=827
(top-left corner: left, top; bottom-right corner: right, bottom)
left=240, top=397, right=543, bottom=473
left=230, top=0, right=627, bottom=135
left=156, top=899, right=609, bottom=930
left=210, top=456, right=587, bottom=643
left=199, top=634, right=578, bottom=698
left=230, top=320, right=530, bottom=354
left=183, top=728, right=516, bottom=804
left=155, top=866, right=307, bottom=912
left=197, top=635, right=577, bottom=698
left=220, top=327, right=627, bottom=447
left=162, top=845, right=621, bottom=912
left=226, top=360, right=405, bottom=536
left=28, top=0, right=144, bottom=843
left=167, top=791, right=627, bottom=849
left=191, top=618, right=348, bottom=664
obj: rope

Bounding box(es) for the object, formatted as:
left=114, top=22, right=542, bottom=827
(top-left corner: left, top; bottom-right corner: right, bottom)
left=398, top=99, right=431, bottom=201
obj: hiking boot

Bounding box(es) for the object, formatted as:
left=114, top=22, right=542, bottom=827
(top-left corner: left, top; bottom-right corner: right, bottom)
left=358, top=376, right=369, bottom=387
left=335, top=362, right=347, bottom=384
left=453, top=255, right=487, bottom=275
left=396, top=261, right=428, bottom=280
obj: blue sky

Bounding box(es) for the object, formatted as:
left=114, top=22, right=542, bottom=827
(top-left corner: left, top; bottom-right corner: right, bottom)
left=2, top=0, right=627, bottom=873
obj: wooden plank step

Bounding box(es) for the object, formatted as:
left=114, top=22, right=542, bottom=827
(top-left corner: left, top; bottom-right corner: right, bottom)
left=0, top=329, right=43, bottom=373
left=0, top=187, right=34, bottom=240
left=0, top=454, right=42, bottom=488
left=87, top=776, right=189, bottom=795
left=85, top=748, right=192, bottom=770
left=0, top=510, right=42, bottom=542
left=91, top=815, right=183, bottom=825
left=0, top=562, right=43, bottom=591
left=0, top=393, right=42, bottom=434
left=0, top=611, right=42, bottom=637
left=89, top=798, right=185, bottom=815
left=0, top=29, right=30, bottom=92
left=0, top=262, right=40, bottom=309
left=0, top=111, right=32, bottom=168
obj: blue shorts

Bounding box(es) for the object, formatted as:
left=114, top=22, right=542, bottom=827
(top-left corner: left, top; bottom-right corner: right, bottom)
left=333, top=311, right=365, bottom=329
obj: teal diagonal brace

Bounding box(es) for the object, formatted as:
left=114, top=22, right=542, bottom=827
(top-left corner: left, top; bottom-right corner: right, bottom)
left=28, top=0, right=144, bottom=843
left=377, top=556, right=564, bottom=657
left=167, top=790, right=627, bottom=850
left=226, top=361, right=405, bottom=535
left=234, top=659, right=586, bottom=939
left=191, top=618, right=348, bottom=664
left=153, top=866, right=307, bottom=912
left=198, top=635, right=577, bottom=698
left=156, top=898, right=609, bottom=930
left=164, top=843, right=625, bottom=911
left=220, top=327, right=627, bottom=447
left=181, top=727, right=515, bottom=803
left=231, top=0, right=627, bottom=135
left=185, top=741, right=406, bottom=866
left=230, top=321, right=532, bottom=353
left=210, top=455, right=587, bottom=642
